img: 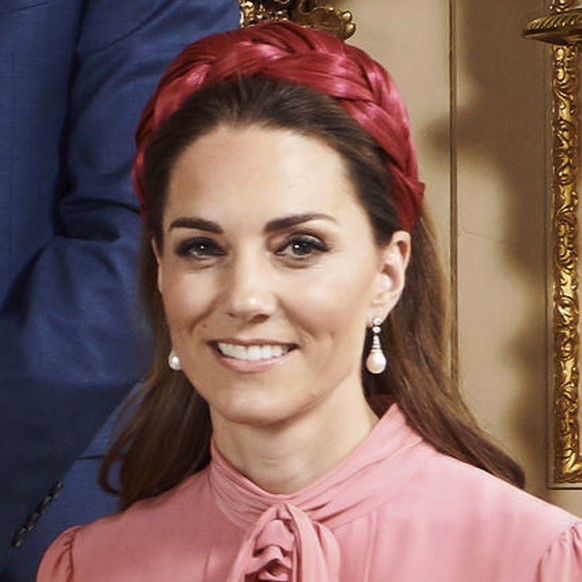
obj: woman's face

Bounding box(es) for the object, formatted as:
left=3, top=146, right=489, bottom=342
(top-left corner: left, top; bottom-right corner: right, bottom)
left=155, top=125, right=409, bottom=428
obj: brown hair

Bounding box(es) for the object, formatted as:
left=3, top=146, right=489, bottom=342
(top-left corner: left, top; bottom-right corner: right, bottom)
left=100, top=76, right=524, bottom=509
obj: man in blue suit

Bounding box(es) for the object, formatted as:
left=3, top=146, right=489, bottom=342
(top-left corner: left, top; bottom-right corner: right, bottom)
left=0, top=1, right=239, bottom=579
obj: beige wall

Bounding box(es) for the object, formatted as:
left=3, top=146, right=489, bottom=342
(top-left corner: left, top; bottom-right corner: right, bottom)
left=339, top=0, right=582, bottom=515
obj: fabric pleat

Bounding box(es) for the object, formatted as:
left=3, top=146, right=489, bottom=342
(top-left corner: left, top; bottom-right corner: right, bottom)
left=225, top=502, right=340, bottom=581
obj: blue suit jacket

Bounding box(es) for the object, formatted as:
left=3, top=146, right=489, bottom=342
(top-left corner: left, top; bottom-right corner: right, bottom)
left=0, top=0, right=238, bottom=574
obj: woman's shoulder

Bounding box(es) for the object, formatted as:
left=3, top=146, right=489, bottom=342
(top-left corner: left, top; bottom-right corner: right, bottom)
left=366, top=445, right=582, bottom=580
left=37, top=470, right=211, bottom=581
left=37, top=526, right=81, bottom=582
left=420, top=450, right=576, bottom=526
left=416, top=448, right=581, bottom=567
left=536, top=518, right=582, bottom=580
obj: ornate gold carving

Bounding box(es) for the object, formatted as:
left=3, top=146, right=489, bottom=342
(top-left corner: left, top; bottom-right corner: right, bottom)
left=524, top=0, right=582, bottom=484
left=551, top=42, right=582, bottom=482
left=238, top=0, right=355, bottom=40
left=553, top=0, right=581, bottom=13
left=524, top=10, right=582, bottom=44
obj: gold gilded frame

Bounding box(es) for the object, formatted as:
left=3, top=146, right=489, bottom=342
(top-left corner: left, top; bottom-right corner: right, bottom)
left=239, top=0, right=355, bottom=40
left=525, top=0, right=582, bottom=484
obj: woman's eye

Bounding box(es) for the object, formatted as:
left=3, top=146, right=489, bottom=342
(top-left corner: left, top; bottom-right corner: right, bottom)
left=175, top=238, right=225, bottom=260
left=277, top=235, right=329, bottom=260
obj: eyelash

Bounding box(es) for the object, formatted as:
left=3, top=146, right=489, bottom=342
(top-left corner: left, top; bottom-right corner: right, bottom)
left=275, top=234, right=330, bottom=261
left=175, top=237, right=225, bottom=260
left=174, top=234, right=330, bottom=264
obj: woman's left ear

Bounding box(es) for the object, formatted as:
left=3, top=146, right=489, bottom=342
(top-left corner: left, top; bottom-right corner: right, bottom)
left=368, top=230, right=411, bottom=319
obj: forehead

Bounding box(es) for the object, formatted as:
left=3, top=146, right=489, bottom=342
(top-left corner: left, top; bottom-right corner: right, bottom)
left=164, top=124, right=366, bottom=224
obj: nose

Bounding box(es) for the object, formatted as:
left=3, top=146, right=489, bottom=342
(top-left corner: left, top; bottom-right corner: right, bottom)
left=222, top=250, right=277, bottom=323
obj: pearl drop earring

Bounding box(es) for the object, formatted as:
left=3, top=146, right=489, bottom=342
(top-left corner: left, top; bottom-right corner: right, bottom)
left=168, top=348, right=181, bottom=371
left=366, top=317, right=387, bottom=374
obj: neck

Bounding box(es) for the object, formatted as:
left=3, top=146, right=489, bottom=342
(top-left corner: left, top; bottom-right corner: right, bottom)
left=211, top=384, right=378, bottom=495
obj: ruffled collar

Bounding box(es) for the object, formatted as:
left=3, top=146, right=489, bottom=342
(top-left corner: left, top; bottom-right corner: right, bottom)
left=208, top=405, right=432, bottom=581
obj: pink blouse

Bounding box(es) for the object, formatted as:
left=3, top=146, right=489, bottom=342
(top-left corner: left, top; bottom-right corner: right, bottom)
left=38, top=405, right=582, bottom=581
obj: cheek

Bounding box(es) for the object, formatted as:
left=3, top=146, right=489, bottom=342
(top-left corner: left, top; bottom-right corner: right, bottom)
left=159, top=269, right=215, bottom=336
left=284, top=262, right=376, bottom=343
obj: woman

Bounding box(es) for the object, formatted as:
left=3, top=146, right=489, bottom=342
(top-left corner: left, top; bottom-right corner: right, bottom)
left=38, top=21, right=582, bottom=581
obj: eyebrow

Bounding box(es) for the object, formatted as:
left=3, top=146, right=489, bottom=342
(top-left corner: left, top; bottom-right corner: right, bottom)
left=168, top=213, right=336, bottom=234
left=168, top=217, right=222, bottom=234
left=263, top=213, right=336, bottom=233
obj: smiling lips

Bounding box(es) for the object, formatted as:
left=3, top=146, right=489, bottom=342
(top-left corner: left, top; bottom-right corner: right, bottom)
left=216, top=342, right=295, bottom=362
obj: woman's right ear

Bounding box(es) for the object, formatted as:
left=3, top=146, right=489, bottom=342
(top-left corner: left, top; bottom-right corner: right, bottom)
left=151, top=239, right=163, bottom=294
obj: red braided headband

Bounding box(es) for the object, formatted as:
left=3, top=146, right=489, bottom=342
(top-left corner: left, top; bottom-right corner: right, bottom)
left=132, top=21, right=424, bottom=231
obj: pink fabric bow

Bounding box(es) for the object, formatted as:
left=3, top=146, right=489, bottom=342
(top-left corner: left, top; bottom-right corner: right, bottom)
left=225, top=502, right=340, bottom=582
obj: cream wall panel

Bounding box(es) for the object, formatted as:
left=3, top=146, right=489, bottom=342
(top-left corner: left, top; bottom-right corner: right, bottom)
left=455, top=0, right=550, bottom=499
left=339, top=0, right=452, bottom=258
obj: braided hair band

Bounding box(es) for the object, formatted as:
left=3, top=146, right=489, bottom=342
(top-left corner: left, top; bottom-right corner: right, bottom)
left=132, top=21, right=424, bottom=231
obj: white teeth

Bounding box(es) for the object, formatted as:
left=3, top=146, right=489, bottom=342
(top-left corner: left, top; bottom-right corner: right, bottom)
left=247, top=346, right=262, bottom=361
left=217, top=342, right=290, bottom=361
left=262, top=344, right=282, bottom=359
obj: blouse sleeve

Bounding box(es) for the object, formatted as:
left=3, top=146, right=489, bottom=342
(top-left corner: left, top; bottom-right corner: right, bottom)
left=36, top=526, right=81, bottom=582
left=535, top=520, right=582, bottom=581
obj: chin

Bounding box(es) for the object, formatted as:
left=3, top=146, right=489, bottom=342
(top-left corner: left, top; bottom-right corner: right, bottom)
left=218, top=407, right=287, bottom=428
left=210, top=397, right=310, bottom=429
